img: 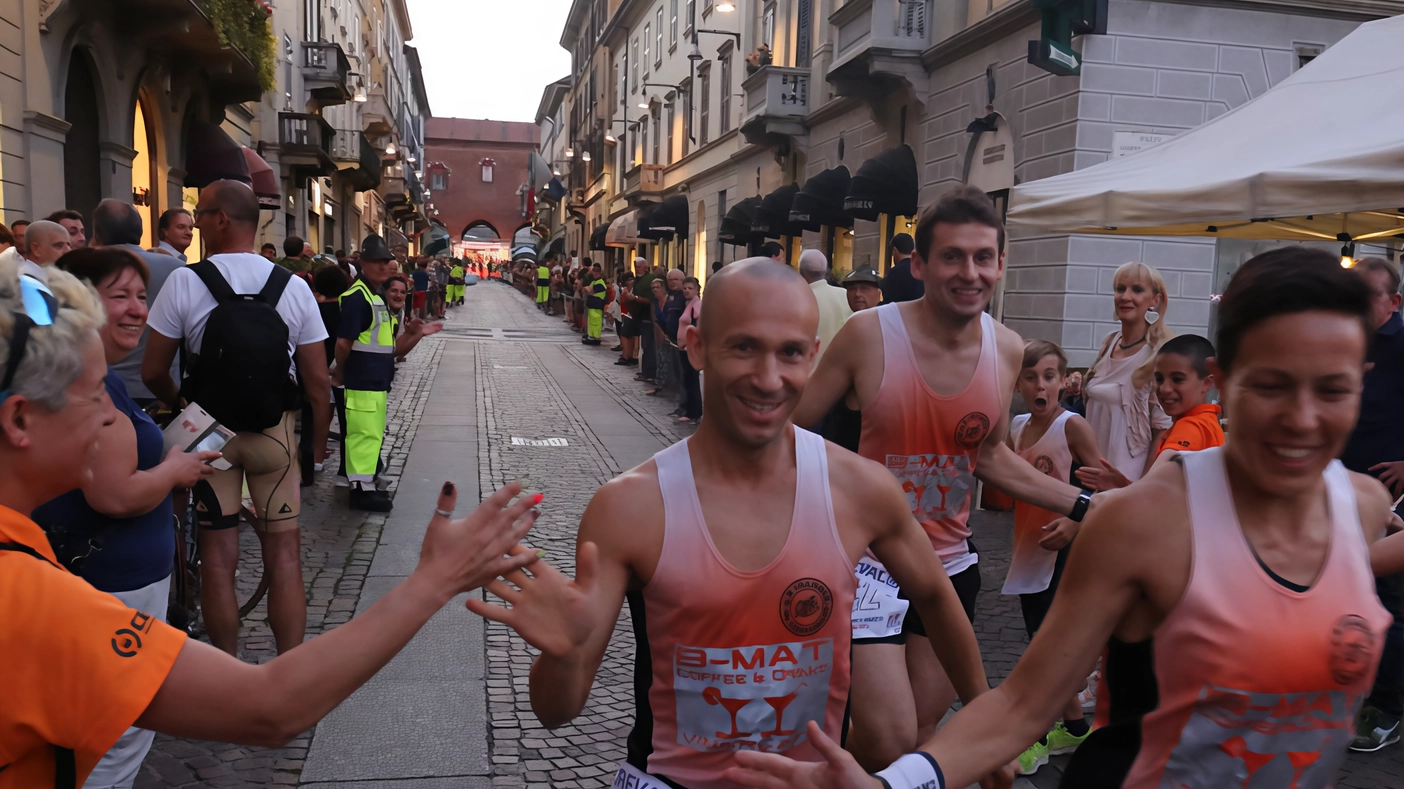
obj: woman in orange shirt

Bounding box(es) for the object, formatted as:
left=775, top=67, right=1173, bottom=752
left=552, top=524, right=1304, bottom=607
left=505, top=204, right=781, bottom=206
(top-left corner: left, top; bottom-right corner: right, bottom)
left=0, top=261, right=542, bottom=788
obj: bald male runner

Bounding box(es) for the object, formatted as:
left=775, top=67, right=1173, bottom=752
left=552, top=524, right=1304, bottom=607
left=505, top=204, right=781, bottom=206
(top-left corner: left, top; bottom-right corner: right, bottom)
left=792, top=186, right=1093, bottom=768
left=470, top=259, right=1009, bottom=789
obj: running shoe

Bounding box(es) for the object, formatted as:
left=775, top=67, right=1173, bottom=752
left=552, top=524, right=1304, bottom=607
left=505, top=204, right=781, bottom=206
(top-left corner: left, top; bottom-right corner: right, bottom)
left=1350, top=705, right=1401, bottom=752
left=1080, top=670, right=1100, bottom=711
left=1046, top=721, right=1091, bottom=755
left=1016, top=741, right=1048, bottom=775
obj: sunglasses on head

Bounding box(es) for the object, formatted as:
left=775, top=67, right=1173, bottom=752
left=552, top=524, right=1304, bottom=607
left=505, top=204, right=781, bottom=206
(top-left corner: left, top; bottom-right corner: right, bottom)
left=0, top=275, right=59, bottom=404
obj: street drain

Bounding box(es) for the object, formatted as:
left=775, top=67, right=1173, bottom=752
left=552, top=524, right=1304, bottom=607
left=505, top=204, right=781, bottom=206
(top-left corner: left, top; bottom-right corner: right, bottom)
left=510, top=437, right=569, bottom=447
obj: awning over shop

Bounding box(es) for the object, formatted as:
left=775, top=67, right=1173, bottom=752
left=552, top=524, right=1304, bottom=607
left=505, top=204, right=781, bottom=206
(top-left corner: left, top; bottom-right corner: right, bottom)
left=589, top=224, right=609, bottom=250
left=185, top=122, right=250, bottom=188
left=241, top=147, right=280, bottom=210
left=639, top=194, right=689, bottom=240
left=1007, top=14, right=1404, bottom=242
left=753, top=183, right=803, bottom=238
left=844, top=145, right=918, bottom=221
left=606, top=210, right=642, bottom=247
left=789, top=167, right=853, bottom=231
left=719, top=196, right=763, bottom=245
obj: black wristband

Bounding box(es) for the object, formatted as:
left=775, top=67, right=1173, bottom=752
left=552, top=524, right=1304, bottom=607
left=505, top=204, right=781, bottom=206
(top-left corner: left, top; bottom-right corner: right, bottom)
left=1069, top=489, right=1093, bottom=522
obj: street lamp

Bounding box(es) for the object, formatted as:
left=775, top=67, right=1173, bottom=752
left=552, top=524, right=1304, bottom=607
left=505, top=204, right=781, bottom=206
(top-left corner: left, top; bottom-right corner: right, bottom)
left=716, top=0, right=735, bottom=10
left=385, top=143, right=396, bottom=156
left=580, top=150, right=592, bottom=162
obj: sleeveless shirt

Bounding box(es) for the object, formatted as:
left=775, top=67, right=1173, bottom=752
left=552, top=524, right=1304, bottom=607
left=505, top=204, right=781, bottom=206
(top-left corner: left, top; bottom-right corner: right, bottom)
left=1117, top=448, right=1390, bottom=788
left=1002, top=411, right=1074, bottom=595
left=640, top=428, right=855, bottom=789
left=858, top=305, right=1002, bottom=573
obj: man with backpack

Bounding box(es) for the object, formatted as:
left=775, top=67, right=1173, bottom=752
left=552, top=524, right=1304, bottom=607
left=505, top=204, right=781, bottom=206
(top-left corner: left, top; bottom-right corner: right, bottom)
left=331, top=235, right=440, bottom=512
left=142, top=180, right=332, bottom=658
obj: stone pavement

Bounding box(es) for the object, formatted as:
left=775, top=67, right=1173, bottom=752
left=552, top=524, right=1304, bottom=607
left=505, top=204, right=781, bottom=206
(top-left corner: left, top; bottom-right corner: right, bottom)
left=136, top=278, right=1402, bottom=787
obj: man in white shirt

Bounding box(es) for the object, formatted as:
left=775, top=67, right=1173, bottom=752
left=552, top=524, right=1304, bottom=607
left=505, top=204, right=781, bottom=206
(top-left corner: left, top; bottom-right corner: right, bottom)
left=155, top=208, right=193, bottom=262
left=142, top=180, right=332, bottom=659
left=16, top=220, right=70, bottom=283
left=798, top=249, right=852, bottom=365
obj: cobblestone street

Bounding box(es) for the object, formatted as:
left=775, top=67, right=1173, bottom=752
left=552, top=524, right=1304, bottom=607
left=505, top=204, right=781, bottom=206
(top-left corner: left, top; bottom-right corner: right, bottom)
left=138, top=279, right=1403, bottom=788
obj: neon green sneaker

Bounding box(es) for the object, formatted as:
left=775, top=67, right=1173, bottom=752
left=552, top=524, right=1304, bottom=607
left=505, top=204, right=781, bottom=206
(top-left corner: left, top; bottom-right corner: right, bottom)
left=1016, top=740, right=1049, bottom=775
left=1046, top=720, right=1091, bottom=755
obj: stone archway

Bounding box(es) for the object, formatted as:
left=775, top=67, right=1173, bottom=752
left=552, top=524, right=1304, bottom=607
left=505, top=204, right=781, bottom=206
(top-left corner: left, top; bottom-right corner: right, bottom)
left=63, top=49, right=103, bottom=221
left=462, top=220, right=500, bottom=241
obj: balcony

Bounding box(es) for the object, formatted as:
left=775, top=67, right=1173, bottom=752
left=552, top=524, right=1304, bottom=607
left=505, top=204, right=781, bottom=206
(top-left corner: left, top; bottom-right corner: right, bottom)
left=278, top=112, right=336, bottom=182
left=828, top=0, right=933, bottom=100
left=621, top=164, right=664, bottom=204
left=330, top=129, right=382, bottom=192
left=361, top=90, right=397, bottom=137
left=301, top=42, right=352, bottom=109
left=740, top=66, right=811, bottom=147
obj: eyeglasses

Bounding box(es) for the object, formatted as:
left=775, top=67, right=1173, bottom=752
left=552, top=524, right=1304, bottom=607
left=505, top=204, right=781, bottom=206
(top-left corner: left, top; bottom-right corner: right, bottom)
left=0, top=275, right=59, bottom=404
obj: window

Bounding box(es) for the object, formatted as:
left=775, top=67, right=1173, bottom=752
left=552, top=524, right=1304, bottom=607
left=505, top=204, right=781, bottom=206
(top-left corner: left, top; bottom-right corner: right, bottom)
left=698, top=66, right=710, bottom=145
left=762, top=2, right=775, bottom=53
left=655, top=10, right=663, bottom=66
left=719, top=51, right=732, bottom=133
left=481, top=158, right=494, bottom=182
left=632, top=38, right=639, bottom=91
left=652, top=106, right=660, bottom=164
left=640, top=120, right=647, bottom=167
left=643, top=25, right=650, bottom=75
left=665, top=101, right=674, bottom=164
left=685, top=0, right=695, bottom=32
left=796, top=0, right=812, bottom=68
left=680, top=80, right=691, bottom=157
left=305, top=0, right=322, bottom=42
left=431, top=172, right=447, bottom=191
left=670, top=0, right=678, bottom=46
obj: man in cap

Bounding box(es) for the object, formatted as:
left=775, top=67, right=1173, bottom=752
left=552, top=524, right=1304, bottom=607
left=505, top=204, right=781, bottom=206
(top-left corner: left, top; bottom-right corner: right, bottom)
left=331, top=234, right=439, bottom=511
left=842, top=266, right=883, bottom=313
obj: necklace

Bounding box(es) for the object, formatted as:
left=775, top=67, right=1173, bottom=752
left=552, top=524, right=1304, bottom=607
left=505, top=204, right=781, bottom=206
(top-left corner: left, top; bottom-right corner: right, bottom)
left=1117, top=335, right=1147, bottom=351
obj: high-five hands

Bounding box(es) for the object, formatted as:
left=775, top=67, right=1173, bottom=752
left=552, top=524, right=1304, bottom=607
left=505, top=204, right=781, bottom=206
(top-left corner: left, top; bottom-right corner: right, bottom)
left=415, top=481, right=543, bottom=595
left=721, top=722, right=1015, bottom=789
left=466, top=541, right=600, bottom=658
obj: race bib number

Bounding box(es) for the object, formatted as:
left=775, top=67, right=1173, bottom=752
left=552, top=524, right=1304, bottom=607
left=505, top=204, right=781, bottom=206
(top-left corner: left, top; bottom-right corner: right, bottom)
left=673, top=639, right=833, bottom=753
left=885, top=454, right=974, bottom=523
left=610, top=762, right=671, bottom=789
left=852, top=558, right=909, bottom=639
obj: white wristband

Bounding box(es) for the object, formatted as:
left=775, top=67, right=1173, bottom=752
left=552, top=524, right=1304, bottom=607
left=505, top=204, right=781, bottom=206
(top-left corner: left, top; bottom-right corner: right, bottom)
left=873, top=752, right=944, bottom=789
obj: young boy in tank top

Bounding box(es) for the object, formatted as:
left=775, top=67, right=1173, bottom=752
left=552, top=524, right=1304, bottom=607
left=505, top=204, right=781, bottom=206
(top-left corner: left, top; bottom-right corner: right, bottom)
left=1004, top=340, right=1101, bottom=775
left=1078, top=334, right=1224, bottom=491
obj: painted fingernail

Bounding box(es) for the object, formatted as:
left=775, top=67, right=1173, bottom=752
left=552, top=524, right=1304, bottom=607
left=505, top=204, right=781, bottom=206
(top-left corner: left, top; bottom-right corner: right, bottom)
left=535, top=550, right=546, bottom=558
left=533, top=493, right=544, bottom=504
left=442, top=482, right=454, bottom=496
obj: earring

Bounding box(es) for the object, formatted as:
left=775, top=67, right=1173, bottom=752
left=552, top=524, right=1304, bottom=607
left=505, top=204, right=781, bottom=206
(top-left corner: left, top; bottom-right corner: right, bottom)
left=1145, top=309, right=1160, bottom=325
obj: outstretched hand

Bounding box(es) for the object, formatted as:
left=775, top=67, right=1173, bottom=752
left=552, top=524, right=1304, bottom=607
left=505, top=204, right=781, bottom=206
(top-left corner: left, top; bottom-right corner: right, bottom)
left=1075, top=458, right=1132, bottom=492
left=724, top=722, right=877, bottom=789
left=415, top=481, right=542, bottom=596
left=466, top=541, right=599, bottom=659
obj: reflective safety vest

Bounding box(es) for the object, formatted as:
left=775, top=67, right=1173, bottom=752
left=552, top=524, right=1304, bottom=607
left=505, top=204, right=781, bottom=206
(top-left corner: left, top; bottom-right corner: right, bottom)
left=342, top=278, right=394, bottom=357
left=586, top=278, right=607, bottom=310
left=537, top=266, right=550, bottom=287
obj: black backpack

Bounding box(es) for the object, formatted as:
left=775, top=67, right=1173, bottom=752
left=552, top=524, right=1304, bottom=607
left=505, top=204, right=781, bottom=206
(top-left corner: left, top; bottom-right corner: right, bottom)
left=182, top=261, right=300, bottom=433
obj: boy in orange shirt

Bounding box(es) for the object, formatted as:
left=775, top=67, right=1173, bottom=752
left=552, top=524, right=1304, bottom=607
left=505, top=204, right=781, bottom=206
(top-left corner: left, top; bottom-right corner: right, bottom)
left=1078, top=334, right=1224, bottom=490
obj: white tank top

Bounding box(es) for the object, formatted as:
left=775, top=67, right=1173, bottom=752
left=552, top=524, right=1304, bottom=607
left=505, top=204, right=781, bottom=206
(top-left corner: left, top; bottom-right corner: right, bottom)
left=1003, top=411, right=1074, bottom=595
left=639, top=427, right=856, bottom=789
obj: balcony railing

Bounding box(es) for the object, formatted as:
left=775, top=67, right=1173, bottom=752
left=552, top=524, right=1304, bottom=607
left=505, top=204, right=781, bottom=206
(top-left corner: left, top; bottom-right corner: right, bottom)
left=623, top=164, right=665, bottom=198
left=280, top=112, right=333, bottom=154
left=361, top=90, right=396, bottom=135
left=743, top=66, right=810, bottom=123
left=301, top=42, right=352, bottom=107
left=331, top=129, right=382, bottom=191
left=828, top=0, right=933, bottom=96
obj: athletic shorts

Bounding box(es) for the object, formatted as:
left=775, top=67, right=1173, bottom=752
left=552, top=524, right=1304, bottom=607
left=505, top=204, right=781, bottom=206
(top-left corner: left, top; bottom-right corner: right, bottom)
left=857, top=544, right=981, bottom=646
left=618, top=315, right=640, bottom=338
left=413, top=291, right=426, bottom=310
left=193, top=411, right=300, bottom=533
left=1018, top=546, right=1070, bottom=638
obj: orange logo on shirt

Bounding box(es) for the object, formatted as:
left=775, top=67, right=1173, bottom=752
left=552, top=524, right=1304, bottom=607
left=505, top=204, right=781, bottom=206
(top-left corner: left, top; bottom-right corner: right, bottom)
left=1330, top=615, right=1376, bottom=685
left=780, top=578, right=834, bottom=637
left=112, top=610, right=154, bottom=658
left=954, top=412, right=991, bottom=449
left=1034, top=455, right=1056, bottom=476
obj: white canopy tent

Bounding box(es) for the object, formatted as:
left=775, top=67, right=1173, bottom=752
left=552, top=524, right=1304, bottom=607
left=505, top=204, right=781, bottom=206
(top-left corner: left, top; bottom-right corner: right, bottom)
left=1006, top=14, right=1404, bottom=247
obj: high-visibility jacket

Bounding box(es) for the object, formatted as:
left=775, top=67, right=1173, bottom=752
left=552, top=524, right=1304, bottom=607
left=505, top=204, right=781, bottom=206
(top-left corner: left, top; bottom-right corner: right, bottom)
left=339, top=277, right=395, bottom=392
left=537, top=265, right=550, bottom=287
left=586, top=278, right=607, bottom=310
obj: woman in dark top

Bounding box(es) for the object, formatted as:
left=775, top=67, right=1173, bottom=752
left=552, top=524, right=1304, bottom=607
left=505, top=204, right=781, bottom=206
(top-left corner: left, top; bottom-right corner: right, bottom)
left=310, top=265, right=350, bottom=486
left=32, top=247, right=218, bottom=786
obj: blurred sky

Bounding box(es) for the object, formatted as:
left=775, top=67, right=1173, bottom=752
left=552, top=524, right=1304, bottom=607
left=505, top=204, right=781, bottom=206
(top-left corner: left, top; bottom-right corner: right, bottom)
left=407, top=0, right=574, bottom=123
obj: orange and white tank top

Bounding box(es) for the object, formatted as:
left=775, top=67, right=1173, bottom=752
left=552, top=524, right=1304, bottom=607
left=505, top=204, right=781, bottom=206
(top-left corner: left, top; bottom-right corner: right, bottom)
left=858, top=305, right=1001, bottom=574
left=641, top=428, right=855, bottom=789
left=1002, top=411, right=1073, bottom=595
left=1122, top=447, right=1390, bottom=788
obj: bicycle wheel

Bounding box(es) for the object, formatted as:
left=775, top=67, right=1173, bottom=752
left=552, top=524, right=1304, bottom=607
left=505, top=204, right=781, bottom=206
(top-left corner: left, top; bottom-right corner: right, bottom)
left=236, top=502, right=271, bottom=618
left=166, top=497, right=201, bottom=634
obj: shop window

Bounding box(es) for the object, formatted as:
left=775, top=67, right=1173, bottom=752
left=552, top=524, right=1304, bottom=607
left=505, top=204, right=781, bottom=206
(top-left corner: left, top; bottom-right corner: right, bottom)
left=431, top=172, right=447, bottom=191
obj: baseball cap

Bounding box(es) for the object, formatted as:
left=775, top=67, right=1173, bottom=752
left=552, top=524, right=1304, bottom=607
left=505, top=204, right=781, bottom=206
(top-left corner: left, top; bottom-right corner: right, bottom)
left=842, top=267, right=881, bottom=287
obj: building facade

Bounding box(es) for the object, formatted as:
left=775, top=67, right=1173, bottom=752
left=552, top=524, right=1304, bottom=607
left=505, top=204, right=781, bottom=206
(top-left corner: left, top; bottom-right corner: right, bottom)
left=424, top=117, right=540, bottom=252
left=538, top=0, right=1402, bottom=363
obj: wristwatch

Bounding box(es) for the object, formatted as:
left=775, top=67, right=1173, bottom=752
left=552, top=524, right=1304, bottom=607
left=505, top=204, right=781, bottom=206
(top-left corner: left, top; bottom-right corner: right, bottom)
left=1069, top=489, right=1094, bottom=523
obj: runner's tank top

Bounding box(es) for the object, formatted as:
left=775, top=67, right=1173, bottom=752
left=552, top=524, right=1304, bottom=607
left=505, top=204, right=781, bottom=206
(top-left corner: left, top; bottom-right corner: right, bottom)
left=641, top=428, right=855, bottom=789
left=1002, top=411, right=1073, bottom=595
left=1114, top=448, right=1390, bottom=788
left=858, top=305, right=1002, bottom=573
